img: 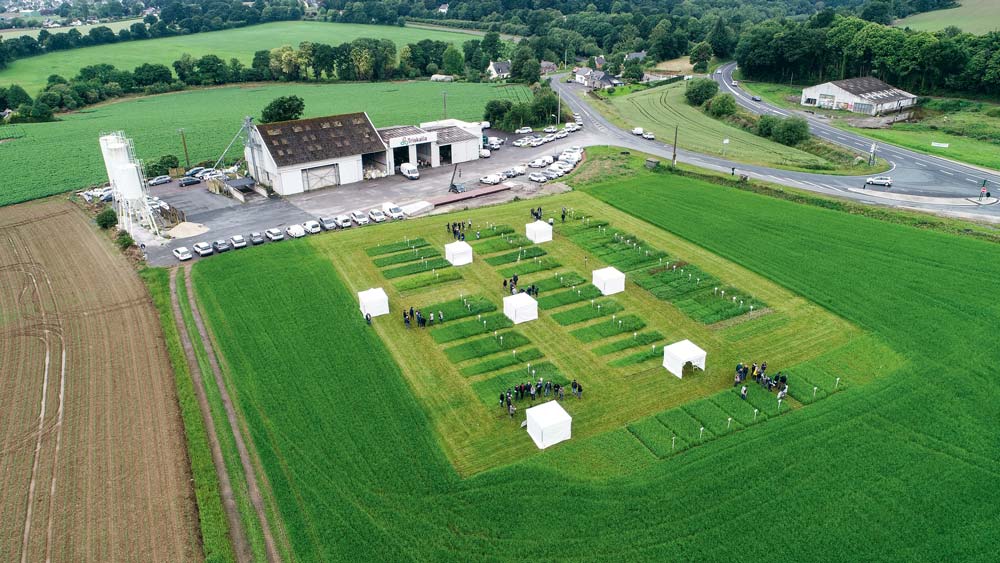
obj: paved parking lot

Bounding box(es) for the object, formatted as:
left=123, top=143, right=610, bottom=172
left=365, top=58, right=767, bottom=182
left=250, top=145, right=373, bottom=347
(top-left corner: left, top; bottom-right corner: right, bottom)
left=144, top=126, right=600, bottom=266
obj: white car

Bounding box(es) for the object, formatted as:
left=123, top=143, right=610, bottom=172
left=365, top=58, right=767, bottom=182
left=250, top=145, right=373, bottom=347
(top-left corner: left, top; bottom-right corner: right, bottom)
left=265, top=228, right=284, bottom=241
left=530, top=138, right=545, bottom=147
left=573, top=113, right=581, bottom=119
left=528, top=172, right=548, bottom=183
left=148, top=175, right=171, bottom=186
left=479, top=148, right=491, bottom=158
left=543, top=134, right=556, bottom=143
left=369, top=209, right=387, bottom=223
left=555, top=130, right=569, bottom=139
left=543, top=125, right=558, bottom=133
left=286, top=224, right=307, bottom=238
left=303, top=220, right=322, bottom=234
left=194, top=168, right=217, bottom=179
left=545, top=166, right=565, bottom=177
left=192, top=242, right=213, bottom=257
left=480, top=174, right=503, bottom=185
left=866, top=176, right=893, bottom=187
left=528, top=158, right=547, bottom=168
left=632, top=127, right=644, bottom=136
left=383, top=202, right=405, bottom=220
left=716, top=69, right=723, bottom=75
left=515, top=126, right=533, bottom=134
left=540, top=155, right=555, bottom=165
left=552, top=161, right=574, bottom=172
left=230, top=234, right=247, bottom=249
left=642, top=132, right=656, bottom=140
left=351, top=210, right=370, bottom=225
left=172, top=246, right=193, bottom=261
left=731, top=80, right=739, bottom=87
left=512, top=138, right=528, bottom=147
left=335, top=214, right=353, bottom=228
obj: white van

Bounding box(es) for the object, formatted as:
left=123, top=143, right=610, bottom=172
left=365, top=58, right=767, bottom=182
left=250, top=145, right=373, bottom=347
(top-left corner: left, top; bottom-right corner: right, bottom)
left=399, top=162, right=419, bottom=180
left=632, top=127, right=644, bottom=136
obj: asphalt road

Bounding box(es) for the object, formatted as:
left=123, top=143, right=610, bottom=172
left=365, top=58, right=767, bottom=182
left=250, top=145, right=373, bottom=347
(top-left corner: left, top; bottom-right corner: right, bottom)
left=549, top=72, right=1000, bottom=219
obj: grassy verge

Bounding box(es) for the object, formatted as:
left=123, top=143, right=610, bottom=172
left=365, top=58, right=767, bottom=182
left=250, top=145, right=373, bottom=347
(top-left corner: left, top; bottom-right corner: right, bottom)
left=139, top=268, right=235, bottom=563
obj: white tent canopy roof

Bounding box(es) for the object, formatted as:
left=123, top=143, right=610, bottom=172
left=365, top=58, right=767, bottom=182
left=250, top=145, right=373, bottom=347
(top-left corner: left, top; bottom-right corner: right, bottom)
left=592, top=266, right=625, bottom=295
left=525, top=220, right=552, bottom=243
left=358, top=287, right=390, bottom=318
left=444, top=240, right=473, bottom=266
left=662, top=339, right=706, bottom=379
left=503, top=292, right=538, bottom=324
left=526, top=400, right=572, bottom=449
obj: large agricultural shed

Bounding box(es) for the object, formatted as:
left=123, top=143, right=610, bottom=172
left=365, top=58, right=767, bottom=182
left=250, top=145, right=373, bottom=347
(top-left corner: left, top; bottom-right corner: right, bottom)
left=245, top=112, right=482, bottom=196
left=800, top=77, right=916, bottom=116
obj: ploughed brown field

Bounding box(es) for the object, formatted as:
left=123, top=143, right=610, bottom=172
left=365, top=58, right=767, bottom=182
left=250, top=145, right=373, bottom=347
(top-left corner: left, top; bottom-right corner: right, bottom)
left=0, top=200, right=201, bottom=561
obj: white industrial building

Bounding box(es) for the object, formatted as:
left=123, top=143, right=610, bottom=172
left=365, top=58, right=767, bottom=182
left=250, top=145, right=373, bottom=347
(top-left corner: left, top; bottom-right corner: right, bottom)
left=800, top=77, right=916, bottom=116
left=245, top=112, right=482, bottom=196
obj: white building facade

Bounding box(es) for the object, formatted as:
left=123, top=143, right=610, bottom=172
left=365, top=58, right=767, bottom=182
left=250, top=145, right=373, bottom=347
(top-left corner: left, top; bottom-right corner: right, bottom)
left=800, top=77, right=916, bottom=116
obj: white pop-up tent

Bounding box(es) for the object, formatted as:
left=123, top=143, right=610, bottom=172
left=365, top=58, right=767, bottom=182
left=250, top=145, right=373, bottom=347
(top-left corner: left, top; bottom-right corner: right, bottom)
left=662, top=339, right=706, bottom=379
left=358, top=287, right=390, bottom=318
left=525, top=220, right=552, bottom=244
left=592, top=266, right=625, bottom=296
left=526, top=400, right=572, bottom=449
left=503, top=292, right=538, bottom=324
left=444, top=240, right=473, bottom=266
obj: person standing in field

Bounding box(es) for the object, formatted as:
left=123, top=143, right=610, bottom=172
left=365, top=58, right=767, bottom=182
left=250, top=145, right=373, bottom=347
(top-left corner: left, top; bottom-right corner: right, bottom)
left=500, top=393, right=506, bottom=409
left=576, top=383, right=583, bottom=399
left=571, top=379, right=578, bottom=398
left=740, top=385, right=748, bottom=400
left=509, top=403, right=516, bottom=419
left=438, top=310, right=444, bottom=323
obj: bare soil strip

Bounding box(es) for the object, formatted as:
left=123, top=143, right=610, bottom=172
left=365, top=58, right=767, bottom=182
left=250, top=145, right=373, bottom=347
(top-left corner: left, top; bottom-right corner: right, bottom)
left=169, top=267, right=252, bottom=562
left=0, top=200, right=199, bottom=562
left=183, top=267, right=282, bottom=563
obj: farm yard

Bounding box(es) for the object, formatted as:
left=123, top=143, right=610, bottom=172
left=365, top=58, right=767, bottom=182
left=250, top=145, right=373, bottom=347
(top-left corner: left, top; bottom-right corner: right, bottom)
left=0, top=200, right=200, bottom=561
left=0, top=80, right=529, bottom=207
left=0, top=20, right=479, bottom=93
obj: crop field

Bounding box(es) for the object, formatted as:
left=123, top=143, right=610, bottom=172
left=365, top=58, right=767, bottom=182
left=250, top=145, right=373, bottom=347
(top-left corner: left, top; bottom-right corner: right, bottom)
left=896, top=0, right=1000, bottom=34
left=0, top=199, right=200, bottom=561
left=0, top=18, right=143, bottom=40
left=0, top=21, right=478, bottom=93
left=174, top=150, right=1000, bottom=558
left=587, top=81, right=877, bottom=174
left=0, top=81, right=528, bottom=207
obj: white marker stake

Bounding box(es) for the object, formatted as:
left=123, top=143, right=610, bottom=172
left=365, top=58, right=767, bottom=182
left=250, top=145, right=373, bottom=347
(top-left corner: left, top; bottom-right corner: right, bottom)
left=813, top=386, right=818, bottom=398
left=672, top=436, right=676, bottom=450
left=727, top=417, right=732, bottom=429
left=777, top=398, right=782, bottom=411
left=699, top=427, right=705, bottom=439
left=835, top=377, right=841, bottom=388
left=753, top=409, right=758, bottom=422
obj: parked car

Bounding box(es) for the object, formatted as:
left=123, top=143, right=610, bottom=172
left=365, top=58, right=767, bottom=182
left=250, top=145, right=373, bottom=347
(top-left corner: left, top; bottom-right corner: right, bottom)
left=399, top=162, right=420, bottom=179
left=573, top=112, right=581, bottom=119
left=319, top=216, right=338, bottom=230
left=541, top=155, right=555, bottom=166
left=632, top=127, right=645, bottom=136
left=185, top=166, right=205, bottom=177
left=194, top=168, right=217, bottom=179
left=512, top=138, right=528, bottom=147
left=866, top=176, right=893, bottom=187
left=172, top=247, right=193, bottom=261
left=488, top=136, right=505, bottom=146
left=350, top=210, right=370, bottom=225
left=335, top=214, right=353, bottom=228
left=303, top=220, right=322, bottom=234
left=230, top=234, right=247, bottom=249
left=515, top=126, right=533, bottom=134
left=642, top=131, right=656, bottom=140
left=488, top=141, right=502, bottom=150
left=449, top=183, right=467, bottom=193
left=286, top=224, right=307, bottom=238
left=178, top=177, right=201, bottom=187
left=555, top=130, right=569, bottom=139
left=530, top=138, right=545, bottom=148
left=265, top=228, right=284, bottom=241
left=479, top=148, right=491, bottom=158
left=529, top=158, right=547, bottom=168
left=543, top=134, right=556, bottom=143
left=250, top=232, right=266, bottom=245
left=545, top=166, right=565, bottom=177
left=541, top=169, right=562, bottom=180
left=192, top=242, right=213, bottom=257
left=212, top=239, right=231, bottom=253
left=751, top=95, right=762, bottom=102
left=543, top=125, right=558, bottom=133
left=503, top=166, right=526, bottom=177
left=480, top=174, right=503, bottom=185
left=148, top=175, right=171, bottom=186
left=383, top=203, right=405, bottom=220
left=528, top=172, right=548, bottom=183
left=552, top=161, right=574, bottom=173
left=369, top=209, right=387, bottom=223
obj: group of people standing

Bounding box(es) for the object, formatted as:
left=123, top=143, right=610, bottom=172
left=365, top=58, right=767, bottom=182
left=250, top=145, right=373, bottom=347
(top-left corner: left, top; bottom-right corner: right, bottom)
left=501, top=378, right=583, bottom=418
left=447, top=219, right=477, bottom=241
left=735, top=361, right=789, bottom=400
left=403, top=306, right=444, bottom=329
left=503, top=274, right=539, bottom=297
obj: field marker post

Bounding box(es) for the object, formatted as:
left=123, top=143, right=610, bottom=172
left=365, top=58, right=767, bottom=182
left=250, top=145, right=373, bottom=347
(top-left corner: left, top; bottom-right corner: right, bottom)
left=699, top=427, right=705, bottom=439
left=633, top=332, right=637, bottom=340
left=727, top=417, right=732, bottom=429
left=777, top=399, right=782, bottom=411
left=813, top=386, right=818, bottom=398
left=753, top=409, right=758, bottom=422
left=500, top=335, right=503, bottom=347
left=672, top=436, right=676, bottom=450
left=835, top=377, right=841, bottom=388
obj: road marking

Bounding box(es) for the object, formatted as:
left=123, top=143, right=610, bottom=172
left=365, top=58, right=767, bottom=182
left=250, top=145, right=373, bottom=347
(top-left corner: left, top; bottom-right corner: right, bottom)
left=940, top=170, right=953, bottom=176
left=967, top=178, right=979, bottom=183
left=916, top=162, right=927, bottom=167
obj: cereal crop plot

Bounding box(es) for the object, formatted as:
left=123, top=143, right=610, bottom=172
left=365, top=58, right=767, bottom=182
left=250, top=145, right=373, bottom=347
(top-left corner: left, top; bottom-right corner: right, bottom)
left=419, top=294, right=496, bottom=321
left=608, top=345, right=662, bottom=367
left=498, top=257, right=561, bottom=278
left=373, top=247, right=440, bottom=267
left=393, top=269, right=463, bottom=292
left=460, top=348, right=544, bottom=376
left=536, top=284, right=602, bottom=310
left=366, top=237, right=429, bottom=256
left=593, top=331, right=664, bottom=356
left=444, top=331, right=531, bottom=363
left=471, top=234, right=534, bottom=254
left=430, top=313, right=513, bottom=343
left=0, top=200, right=199, bottom=562
left=382, top=257, right=451, bottom=279
left=485, top=246, right=547, bottom=266
left=570, top=314, right=646, bottom=343
left=528, top=271, right=587, bottom=292
left=471, top=362, right=570, bottom=407
left=551, top=299, right=624, bottom=326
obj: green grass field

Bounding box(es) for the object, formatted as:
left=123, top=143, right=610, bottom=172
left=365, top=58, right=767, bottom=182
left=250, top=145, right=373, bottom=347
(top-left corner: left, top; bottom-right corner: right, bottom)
left=740, top=80, right=1000, bottom=171
left=587, top=82, right=881, bottom=175
left=0, top=21, right=477, bottom=93
left=0, top=18, right=143, bottom=40
left=0, top=81, right=527, bottom=207
left=173, top=157, right=1000, bottom=559
left=896, top=0, right=1000, bottom=34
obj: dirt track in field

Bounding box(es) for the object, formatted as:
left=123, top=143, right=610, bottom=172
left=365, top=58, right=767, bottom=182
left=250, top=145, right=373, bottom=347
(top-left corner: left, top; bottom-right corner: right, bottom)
left=0, top=200, right=200, bottom=562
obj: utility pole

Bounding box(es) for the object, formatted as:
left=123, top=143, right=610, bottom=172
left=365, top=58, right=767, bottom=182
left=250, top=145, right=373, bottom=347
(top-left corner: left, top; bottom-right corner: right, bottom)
left=672, top=125, right=678, bottom=167
left=178, top=128, right=190, bottom=168
left=442, top=91, right=447, bottom=119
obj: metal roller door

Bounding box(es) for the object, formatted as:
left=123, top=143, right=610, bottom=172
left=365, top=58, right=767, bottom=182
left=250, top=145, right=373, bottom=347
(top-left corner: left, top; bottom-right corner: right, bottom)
left=302, top=163, right=340, bottom=191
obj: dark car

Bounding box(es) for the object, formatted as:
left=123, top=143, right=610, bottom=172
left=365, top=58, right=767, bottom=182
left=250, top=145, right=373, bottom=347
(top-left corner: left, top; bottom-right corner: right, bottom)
left=751, top=96, right=762, bottom=102
left=448, top=183, right=466, bottom=193
left=319, top=216, right=339, bottom=231
left=249, top=232, right=266, bottom=245
left=179, top=177, right=202, bottom=187
left=212, top=239, right=231, bottom=253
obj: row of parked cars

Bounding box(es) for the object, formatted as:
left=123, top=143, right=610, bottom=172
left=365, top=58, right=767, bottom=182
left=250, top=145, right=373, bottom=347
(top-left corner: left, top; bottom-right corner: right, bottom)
left=171, top=202, right=408, bottom=261
left=478, top=146, right=585, bottom=186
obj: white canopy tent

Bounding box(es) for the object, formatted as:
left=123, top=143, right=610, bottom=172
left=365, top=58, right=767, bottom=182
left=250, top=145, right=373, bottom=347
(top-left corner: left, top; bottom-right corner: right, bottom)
left=526, top=400, right=572, bottom=449
left=503, top=292, right=538, bottom=324
left=592, top=266, right=625, bottom=296
left=358, top=287, right=390, bottom=318
left=525, top=220, right=552, bottom=244
left=662, top=339, right=706, bottom=379
left=444, top=240, right=473, bottom=266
